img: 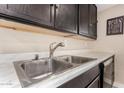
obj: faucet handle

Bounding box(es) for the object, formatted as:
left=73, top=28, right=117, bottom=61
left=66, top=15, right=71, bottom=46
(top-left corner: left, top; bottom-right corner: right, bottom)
left=60, top=42, right=65, bottom=47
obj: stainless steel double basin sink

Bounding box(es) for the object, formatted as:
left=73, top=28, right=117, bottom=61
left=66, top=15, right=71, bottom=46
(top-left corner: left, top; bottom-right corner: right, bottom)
left=13, top=55, right=97, bottom=87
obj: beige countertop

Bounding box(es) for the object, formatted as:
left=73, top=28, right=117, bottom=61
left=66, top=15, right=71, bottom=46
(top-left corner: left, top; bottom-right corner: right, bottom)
left=0, top=50, right=114, bottom=88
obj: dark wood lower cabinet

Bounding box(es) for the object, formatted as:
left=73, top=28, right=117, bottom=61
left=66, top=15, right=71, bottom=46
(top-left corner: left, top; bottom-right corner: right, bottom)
left=58, top=65, right=100, bottom=88
left=58, top=56, right=115, bottom=88
left=87, top=76, right=100, bottom=88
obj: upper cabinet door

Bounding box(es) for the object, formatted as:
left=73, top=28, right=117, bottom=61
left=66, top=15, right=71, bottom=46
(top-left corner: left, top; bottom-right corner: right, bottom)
left=0, top=4, right=7, bottom=9
left=79, top=4, right=89, bottom=35
left=7, top=4, right=54, bottom=26
left=54, top=4, right=77, bottom=33
left=89, top=4, right=97, bottom=38
left=7, top=4, right=28, bottom=15
left=79, top=4, right=97, bottom=39
left=25, top=4, right=54, bottom=26
left=0, top=4, right=7, bottom=14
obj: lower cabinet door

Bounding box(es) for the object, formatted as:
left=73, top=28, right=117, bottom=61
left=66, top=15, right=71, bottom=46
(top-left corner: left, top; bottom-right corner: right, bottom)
left=58, top=65, right=99, bottom=88
left=87, top=76, right=100, bottom=88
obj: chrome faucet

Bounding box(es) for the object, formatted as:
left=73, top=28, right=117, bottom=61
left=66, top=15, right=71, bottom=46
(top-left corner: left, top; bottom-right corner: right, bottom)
left=49, top=42, right=65, bottom=58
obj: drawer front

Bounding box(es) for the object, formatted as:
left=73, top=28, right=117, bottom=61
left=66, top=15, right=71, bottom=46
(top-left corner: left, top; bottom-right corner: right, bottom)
left=59, top=65, right=99, bottom=88
left=88, top=76, right=100, bottom=88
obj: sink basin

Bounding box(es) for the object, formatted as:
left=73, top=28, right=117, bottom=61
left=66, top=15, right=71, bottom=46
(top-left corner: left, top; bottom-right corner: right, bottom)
left=13, top=55, right=97, bottom=87
left=13, top=58, right=73, bottom=87
left=54, top=55, right=97, bottom=64
left=21, top=59, right=73, bottom=79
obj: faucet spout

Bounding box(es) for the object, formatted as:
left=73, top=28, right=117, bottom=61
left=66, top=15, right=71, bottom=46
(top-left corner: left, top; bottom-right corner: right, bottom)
left=48, top=42, right=65, bottom=73
left=49, top=42, right=65, bottom=58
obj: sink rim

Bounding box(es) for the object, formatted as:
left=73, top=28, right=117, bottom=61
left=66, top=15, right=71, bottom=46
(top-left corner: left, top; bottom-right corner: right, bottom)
left=54, top=55, right=97, bottom=64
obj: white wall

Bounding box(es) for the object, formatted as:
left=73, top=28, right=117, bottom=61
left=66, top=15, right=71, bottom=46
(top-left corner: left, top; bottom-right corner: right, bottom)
left=91, top=5, right=124, bottom=85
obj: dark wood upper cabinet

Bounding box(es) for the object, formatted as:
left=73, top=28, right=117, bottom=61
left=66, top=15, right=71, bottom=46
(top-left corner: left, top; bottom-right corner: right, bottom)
left=79, top=4, right=97, bottom=39
left=0, top=4, right=7, bottom=15
left=54, top=4, right=77, bottom=33
left=79, top=4, right=89, bottom=35
left=25, top=4, right=54, bottom=26
left=7, top=5, right=28, bottom=15
left=89, top=4, right=97, bottom=38
left=7, top=4, right=54, bottom=26
left=0, top=4, right=7, bottom=9
left=0, top=4, right=97, bottom=39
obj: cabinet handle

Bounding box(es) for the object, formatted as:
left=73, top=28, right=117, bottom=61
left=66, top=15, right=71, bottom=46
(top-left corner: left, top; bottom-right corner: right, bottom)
left=50, top=4, right=53, bottom=7
left=55, top=4, right=59, bottom=9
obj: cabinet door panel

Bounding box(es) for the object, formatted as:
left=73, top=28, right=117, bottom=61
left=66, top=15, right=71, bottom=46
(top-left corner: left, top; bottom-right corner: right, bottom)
left=6, top=4, right=33, bottom=23
left=89, top=4, right=97, bottom=38
left=0, top=4, right=7, bottom=14
left=25, top=4, right=54, bottom=26
left=79, top=4, right=89, bottom=35
left=7, top=4, right=54, bottom=26
left=79, top=4, right=97, bottom=39
left=88, top=76, right=100, bottom=88
left=55, top=4, right=77, bottom=33
left=58, top=65, right=99, bottom=88
left=7, top=4, right=28, bottom=15
left=0, top=4, right=7, bottom=9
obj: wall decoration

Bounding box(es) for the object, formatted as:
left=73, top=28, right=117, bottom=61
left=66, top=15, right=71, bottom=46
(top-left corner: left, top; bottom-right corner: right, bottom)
left=107, top=16, right=124, bottom=35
